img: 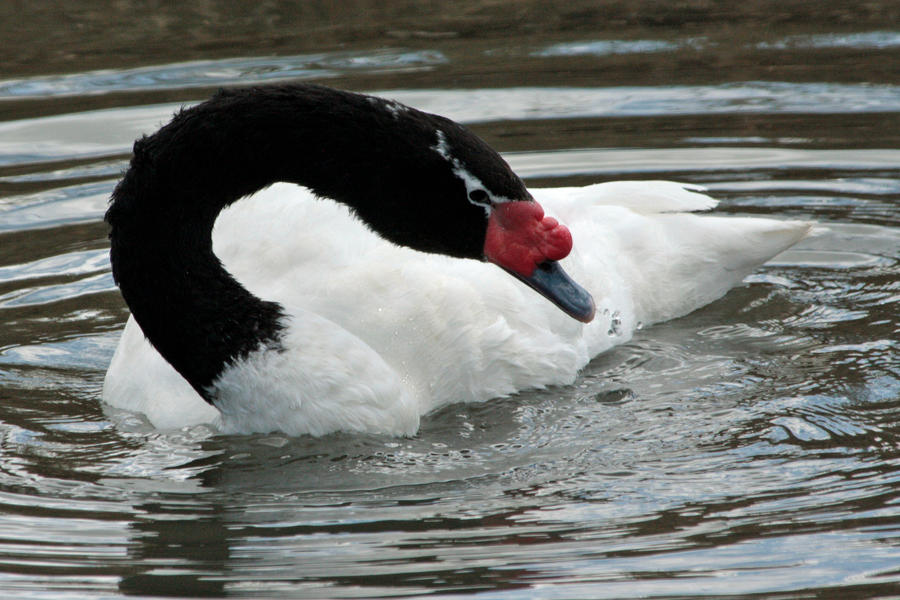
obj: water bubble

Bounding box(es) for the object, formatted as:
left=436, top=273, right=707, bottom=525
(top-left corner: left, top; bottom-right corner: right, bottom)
left=593, top=387, right=635, bottom=404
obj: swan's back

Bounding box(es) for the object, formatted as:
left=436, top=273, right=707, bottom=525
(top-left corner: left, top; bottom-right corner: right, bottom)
left=538, top=181, right=812, bottom=331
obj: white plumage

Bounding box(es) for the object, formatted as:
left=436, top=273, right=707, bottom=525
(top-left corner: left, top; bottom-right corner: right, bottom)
left=103, top=180, right=810, bottom=436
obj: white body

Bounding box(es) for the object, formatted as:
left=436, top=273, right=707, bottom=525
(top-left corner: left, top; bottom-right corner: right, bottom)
left=103, top=181, right=811, bottom=436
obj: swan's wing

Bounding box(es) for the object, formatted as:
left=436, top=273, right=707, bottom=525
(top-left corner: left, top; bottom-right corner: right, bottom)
left=581, top=211, right=811, bottom=327
left=531, top=180, right=811, bottom=327
left=533, top=180, right=717, bottom=216
left=552, top=186, right=812, bottom=332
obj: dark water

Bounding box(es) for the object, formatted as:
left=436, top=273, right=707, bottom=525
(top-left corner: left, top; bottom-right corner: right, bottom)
left=1, top=3, right=899, bottom=598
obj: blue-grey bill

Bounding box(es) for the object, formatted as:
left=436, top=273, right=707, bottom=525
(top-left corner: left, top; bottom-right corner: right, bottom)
left=506, top=261, right=596, bottom=323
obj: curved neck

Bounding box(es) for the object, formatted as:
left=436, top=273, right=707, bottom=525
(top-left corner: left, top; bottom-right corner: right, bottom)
left=106, top=84, right=516, bottom=400
left=106, top=85, right=401, bottom=399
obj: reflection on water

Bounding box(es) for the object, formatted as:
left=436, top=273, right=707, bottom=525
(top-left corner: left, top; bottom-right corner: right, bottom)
left=757, top=30, right=900, bottom=50
left=0, top=3, right=899, bottom=598
left=0, top=49, right=447, bottom=99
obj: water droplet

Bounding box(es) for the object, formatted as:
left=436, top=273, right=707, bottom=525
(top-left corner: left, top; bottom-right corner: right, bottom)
left=607, top=310, right=622, bottom=336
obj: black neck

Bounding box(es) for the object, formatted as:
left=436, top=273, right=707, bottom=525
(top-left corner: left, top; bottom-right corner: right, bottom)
left=106, top=84, right=524, bottom=400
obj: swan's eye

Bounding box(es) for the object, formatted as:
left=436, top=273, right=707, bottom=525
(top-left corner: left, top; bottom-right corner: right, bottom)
left=469, top=189, right=490, bottom=205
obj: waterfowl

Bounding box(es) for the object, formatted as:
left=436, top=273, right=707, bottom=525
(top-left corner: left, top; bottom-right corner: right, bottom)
left=103, top=83, right=810, bottom=436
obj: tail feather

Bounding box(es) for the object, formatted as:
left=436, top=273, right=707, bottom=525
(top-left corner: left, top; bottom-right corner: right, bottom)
left=622, top=214, right=813, bottom=325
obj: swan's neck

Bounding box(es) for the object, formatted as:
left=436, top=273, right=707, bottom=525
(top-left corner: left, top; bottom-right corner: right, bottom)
left=106, top=84, right=522, bottom=401
left=107, top=161, right=285, bottom=401
left=106, top=86, right=389, bottom=400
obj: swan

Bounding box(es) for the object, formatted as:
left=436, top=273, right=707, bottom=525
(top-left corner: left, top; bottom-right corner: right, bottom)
left=103, top=83, right=811, bottom=436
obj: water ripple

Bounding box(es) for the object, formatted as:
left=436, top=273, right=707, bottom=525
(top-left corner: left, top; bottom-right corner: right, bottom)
left=508, top=147, right=900, bottom=178
left=533, top=38, right=699, bottom=57
left=758, top=31, right=900, bottom=50
left=0, top=49, right=447, bottom=99
left=3, top=83, right=899, bottom=167
left=0, top=182, right=113, bottom=231
left=0, top=18, right=898, bottom=597
left=382, top=83, right=900, bottom=123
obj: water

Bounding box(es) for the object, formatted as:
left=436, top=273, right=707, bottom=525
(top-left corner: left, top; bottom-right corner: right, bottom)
left=1, top=3, right=899, bottom=598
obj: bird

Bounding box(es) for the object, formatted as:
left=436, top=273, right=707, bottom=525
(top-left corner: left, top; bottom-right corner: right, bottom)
left=103, top=83, right=811, bottom=436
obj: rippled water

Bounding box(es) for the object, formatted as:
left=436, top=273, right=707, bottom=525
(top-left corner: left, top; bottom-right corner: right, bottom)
left=1, top=4, right=899, bottom=598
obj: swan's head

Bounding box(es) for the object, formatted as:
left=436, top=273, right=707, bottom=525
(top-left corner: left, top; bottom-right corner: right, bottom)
left=482, top=200, right=596, bottom=324
left=345, top=100, right=596, bottom=323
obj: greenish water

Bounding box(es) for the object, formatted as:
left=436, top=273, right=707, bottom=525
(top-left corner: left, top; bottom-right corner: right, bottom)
left=0, top=3, right=898, bottom=598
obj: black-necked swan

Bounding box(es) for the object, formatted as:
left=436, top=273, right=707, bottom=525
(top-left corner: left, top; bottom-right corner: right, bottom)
left=103, top=83, right=811, bottom=436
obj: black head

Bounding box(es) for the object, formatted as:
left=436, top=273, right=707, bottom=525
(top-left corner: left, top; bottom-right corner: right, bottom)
left=346, top=107, right=532, bottom=261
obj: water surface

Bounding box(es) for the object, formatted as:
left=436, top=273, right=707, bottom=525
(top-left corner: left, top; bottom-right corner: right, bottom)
left=0, top=4, right=898, bottom=598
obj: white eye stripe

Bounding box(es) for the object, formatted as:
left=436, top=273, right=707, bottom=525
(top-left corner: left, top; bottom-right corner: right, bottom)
left=432, top=130, right=513, bottom=213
